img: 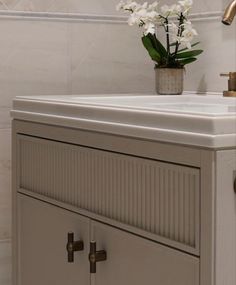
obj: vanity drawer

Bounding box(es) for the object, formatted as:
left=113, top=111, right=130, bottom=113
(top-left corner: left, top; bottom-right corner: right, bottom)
left=17, top=135, right=200, bottom=254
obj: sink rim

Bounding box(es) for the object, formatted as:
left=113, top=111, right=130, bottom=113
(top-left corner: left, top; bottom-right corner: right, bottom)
left=13, top=94, right=236, bottom=117
left=11, top=94, right=236, bottom=149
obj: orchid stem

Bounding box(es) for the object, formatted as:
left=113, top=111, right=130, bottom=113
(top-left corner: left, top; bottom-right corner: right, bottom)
left=174, top=13, right=184, bottom=56
left=165, top=18, right=170, bottom=65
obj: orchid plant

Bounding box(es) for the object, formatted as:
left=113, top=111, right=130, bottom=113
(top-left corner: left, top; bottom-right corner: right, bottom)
left=116, top=0, right=203, bottom=68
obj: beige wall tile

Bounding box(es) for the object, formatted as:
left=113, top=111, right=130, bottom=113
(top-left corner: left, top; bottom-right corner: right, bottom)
left=0, top=0, right=19, bottom=10
left=0, top=0, right=226, bottom=14
left=70, top=17, right=236, bottom=94
left=0, top=20, right=70, bottom=127
left=153, top=0, right=224, bottom=13
left=184, top=20, right=236, bottom=92
left=0, top=129, right=11, bottom=240
left=57, top=0, right=125, bottom=14
left=13, top=0, right=55, bottom=12
left=0, top=107, right=11, bottom=129
left=70, top=23, right=155, bottom=94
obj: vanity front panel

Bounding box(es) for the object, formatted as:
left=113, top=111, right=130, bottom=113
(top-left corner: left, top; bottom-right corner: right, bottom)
left=17, top=134, right=200, bottom=254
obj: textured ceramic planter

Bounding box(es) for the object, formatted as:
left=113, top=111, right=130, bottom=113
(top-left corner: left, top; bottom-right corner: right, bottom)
left=155, top=68, right=184, bottom=95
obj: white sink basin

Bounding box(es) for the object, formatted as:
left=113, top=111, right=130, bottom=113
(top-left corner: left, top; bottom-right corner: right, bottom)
left=146, top=103, right=236, bottom=114
left=67, top=95, right=236, bottom=114
left=11, top=94, right=236, bottom=148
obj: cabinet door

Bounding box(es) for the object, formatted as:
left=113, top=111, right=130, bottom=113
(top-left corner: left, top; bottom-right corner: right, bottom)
left=17, top=194, right=90, bottom=285
left=91, top=221, right=199, bottom=285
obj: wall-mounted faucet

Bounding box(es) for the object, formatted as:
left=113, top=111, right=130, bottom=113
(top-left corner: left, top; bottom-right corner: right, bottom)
left=220, top=72, right=236, bottom=97
left=221, top=1, right=236, bottom=97
left=222, top=0, right=236, bottom=25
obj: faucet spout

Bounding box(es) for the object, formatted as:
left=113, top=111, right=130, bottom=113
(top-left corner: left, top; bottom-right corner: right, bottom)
left=222, top=0, right=236, bottom=25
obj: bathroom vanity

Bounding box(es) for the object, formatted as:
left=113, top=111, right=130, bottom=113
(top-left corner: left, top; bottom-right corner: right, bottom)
left=11, top=95, right=236, bottom=285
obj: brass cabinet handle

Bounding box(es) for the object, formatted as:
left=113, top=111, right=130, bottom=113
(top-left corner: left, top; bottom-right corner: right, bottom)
left=66, top=232, right=84, bottom=263
left=89, top=241, right=107, bottom=273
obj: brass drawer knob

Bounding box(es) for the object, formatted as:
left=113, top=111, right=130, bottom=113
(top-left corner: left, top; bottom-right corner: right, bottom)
left=89, top=241, right=107, bottom=273
left=66, top=232, right=84, bottom=263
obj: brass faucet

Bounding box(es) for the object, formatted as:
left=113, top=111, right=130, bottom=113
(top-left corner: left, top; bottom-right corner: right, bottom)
left=220, top=73, right=236, bottom=97
left=222, top=0, right=236, bottom=25
left=221, top=1, right=236, bottom=97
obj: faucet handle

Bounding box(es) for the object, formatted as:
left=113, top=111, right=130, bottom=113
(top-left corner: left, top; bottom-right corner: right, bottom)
left=220, top=72, right=236, bottom=96
left=220, top=72, right=236, bottom=79
left=220, top=72, right=230, bottom=77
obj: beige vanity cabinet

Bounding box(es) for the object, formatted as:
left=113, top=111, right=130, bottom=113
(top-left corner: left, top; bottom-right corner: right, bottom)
left=13, top=130, right=201, bottom=285
left=17, top=194, right=90, bottom=285
left=12, top=120, right=236, bottom=285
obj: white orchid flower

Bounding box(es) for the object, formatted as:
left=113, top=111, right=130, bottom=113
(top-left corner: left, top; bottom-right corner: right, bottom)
left=180, top=38, right=192, bottom=49
left=116, top=0, right=202, bottom=67
left=141, top=2, right=148, bottom=9
left=116, top=0, right=140, bottom=12
left=116, top=0, right=126, bottom=11
left=178, top=0, right=193, bottom=15
left=167, top=22, right=180, bottom=41
left=180, top=22, right=198, bottom=49
left=137, top=4, right=160, bottom=24
left=168, top=22, right=179, bottom=34
left=160, top=5, right=171, bottom=17
left=179, top=0, right=193, bottom=7
left=182, top=26, right=198, bottom=40
left=160, top=4, right=181, bottom=17
left=128, top=13, right=138, bottom=25
left=127, top=8, right=148, bottom=25
left=148, top=1, right=159, bottom=11
left=124, top=1, right=140, bottom=11
left=146, top=10, right=159, bottom=22
left=171, top=4, right=182, bottom=14
left=143, top=22, right=156, bottom=35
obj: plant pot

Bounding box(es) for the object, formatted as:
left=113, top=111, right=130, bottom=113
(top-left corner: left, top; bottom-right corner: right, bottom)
left=155, top=67, right=184, bottom=95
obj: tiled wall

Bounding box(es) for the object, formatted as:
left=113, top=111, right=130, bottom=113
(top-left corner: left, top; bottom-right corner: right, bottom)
left=0, top=130, right=11, bottom=240
left=0, top=0, right=231, bottom=14
left=0, top=1, right=235, bottom=241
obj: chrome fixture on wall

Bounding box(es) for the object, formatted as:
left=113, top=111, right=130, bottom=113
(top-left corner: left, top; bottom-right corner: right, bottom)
left=222, top=0, right=236, bottom=25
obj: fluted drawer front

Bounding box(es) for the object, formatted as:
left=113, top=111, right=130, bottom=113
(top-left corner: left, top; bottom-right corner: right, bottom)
left=19, top=135, right=200, bottom=251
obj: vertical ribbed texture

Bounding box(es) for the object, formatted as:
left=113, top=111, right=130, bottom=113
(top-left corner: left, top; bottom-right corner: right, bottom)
left=19, top=136, right=199, bottom=248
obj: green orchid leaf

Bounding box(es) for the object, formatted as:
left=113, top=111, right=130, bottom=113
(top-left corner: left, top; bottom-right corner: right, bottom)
left=142, top=35, right=161, bottom=63
left=176, top=49, right=203, bottom=59
left=147, top=33, right=168, bottom=57
left=178, top=57, right=197, bottom=65
left=177, top=42, right=201, bottom=53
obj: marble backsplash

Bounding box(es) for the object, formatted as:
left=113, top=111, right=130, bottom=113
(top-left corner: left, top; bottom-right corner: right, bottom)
left=0, top=0, right=235, bottom=241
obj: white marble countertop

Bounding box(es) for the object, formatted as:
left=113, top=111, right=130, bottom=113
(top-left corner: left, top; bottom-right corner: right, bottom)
left=11, top=93, right=236, bottom=149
